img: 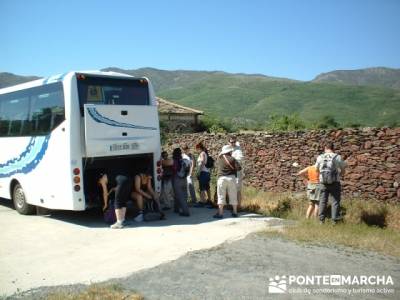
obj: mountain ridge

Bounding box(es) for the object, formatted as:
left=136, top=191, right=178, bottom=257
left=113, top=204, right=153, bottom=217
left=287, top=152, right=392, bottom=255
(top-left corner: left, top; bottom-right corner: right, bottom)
left=1, top=67, right=399, bottom=127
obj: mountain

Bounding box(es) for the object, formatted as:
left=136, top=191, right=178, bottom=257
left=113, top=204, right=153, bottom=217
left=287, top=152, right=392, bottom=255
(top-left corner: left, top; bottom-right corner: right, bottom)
left=0, top=72, right=40, bottom=89
left=102, top=67, right=399, bottom=127
left=1, top=68, right=399, bottom=127
left=312, top=67, right=400, bottom=90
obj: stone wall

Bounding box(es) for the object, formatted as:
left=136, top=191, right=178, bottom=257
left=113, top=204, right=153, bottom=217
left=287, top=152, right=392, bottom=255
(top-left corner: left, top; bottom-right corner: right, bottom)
left=164, top=128, right=400, bottom=202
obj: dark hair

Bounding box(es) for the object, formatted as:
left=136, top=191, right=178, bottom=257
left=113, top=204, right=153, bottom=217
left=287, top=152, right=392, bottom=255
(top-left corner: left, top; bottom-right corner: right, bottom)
left=172, top=147, right=182, bottom=159
left=182, top=144, right=189, bottom=150
left=324, top=142, right=335, bottom=151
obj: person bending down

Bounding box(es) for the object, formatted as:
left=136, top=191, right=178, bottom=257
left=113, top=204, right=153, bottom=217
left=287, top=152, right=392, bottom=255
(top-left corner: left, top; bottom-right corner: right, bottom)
left=131, top=172, right=164, bottom=222
left=98, top=173, right=131, bottom=229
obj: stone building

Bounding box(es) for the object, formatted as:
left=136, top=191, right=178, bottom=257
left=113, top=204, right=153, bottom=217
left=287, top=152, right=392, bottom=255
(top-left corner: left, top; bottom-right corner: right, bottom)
left=157, top=97, right=203, bottom=133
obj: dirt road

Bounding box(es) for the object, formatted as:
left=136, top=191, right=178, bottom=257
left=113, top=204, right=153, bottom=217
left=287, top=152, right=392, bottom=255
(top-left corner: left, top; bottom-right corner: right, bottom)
left=0, top=200, right=283, bottom=297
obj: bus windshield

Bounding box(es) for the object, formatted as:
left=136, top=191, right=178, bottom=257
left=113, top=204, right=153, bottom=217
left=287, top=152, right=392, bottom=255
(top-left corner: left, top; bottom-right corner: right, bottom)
left=77, top=75, right=150, bottom=111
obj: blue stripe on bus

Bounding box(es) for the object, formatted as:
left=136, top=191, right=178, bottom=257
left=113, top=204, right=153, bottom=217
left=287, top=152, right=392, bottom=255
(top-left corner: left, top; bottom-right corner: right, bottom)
left=87, top=107, right=157, bottom=130
left=0, top=136, right=51, bottom=178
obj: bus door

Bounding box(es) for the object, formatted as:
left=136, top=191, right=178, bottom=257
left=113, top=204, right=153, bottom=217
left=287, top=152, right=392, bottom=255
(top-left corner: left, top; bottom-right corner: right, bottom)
left=83, top=104, right=159, bottom=157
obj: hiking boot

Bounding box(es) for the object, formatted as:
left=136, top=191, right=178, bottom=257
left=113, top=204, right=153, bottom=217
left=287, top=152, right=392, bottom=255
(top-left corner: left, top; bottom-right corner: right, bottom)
left=179, top=212, right=190, bottom=217
left=231, top=213, right=238, bottom=218
left=110, top=221, right=124, bottom=229
left=213, top=213, right=223, bottom=219
left=193, top=202, right=205, bottom=208
left=134, top=213, right=144, bottom=222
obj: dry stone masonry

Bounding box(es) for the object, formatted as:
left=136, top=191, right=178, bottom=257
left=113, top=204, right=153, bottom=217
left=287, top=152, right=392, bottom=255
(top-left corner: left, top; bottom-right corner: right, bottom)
left=165, top=128, right=400, bottom=202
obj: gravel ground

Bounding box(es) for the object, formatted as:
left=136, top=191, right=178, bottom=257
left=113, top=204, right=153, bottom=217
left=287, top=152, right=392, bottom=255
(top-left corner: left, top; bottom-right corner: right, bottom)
left=9, top=233, right=399, bottom=300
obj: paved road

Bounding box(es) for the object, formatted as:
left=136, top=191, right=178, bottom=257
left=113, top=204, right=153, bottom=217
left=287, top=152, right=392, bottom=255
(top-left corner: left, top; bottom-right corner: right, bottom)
left=1, top=199, right=399, bottom=300
left=0, top=199, right=283, bottom=297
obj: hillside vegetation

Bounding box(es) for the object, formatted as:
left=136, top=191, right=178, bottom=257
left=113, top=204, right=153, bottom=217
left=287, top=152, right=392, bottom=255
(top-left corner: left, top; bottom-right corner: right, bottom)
left=1, top=67, right=399, bottom=128
left=313, top=67, right=400, bottom=90
left=104, top=67, right=400, bottom=128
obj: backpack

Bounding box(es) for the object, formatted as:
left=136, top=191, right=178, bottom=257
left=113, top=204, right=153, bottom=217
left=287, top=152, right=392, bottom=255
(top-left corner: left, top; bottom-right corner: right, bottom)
left=205, top=154, right=215, bottom=169
left=177, top=158, right=191, bottom=178
left=318, top=153, right=338, bottom=184
left=103, top=200, right=116, bottom=224
left=144, top=200, right=164, bottom=221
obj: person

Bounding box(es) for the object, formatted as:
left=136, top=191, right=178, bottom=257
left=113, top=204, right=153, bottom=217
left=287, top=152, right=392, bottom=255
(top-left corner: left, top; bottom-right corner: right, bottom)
left=172, top=147, right=191, bottom=216
left=297, top=165, right=320, bottom=219
left=229, top=136, right=245, bottom=207
left=182, top=144, right=198, bottom=205
left=131, top=172, right=165, bottom=222
left=214, top=145, right=242, bottom=219
left=315, top=142, right=346, bottom=224
left=160, top=151, right=174, bottom=210
left=194, top=141, right=212, bottom=207
left=97, top=173, right=130, bottom=229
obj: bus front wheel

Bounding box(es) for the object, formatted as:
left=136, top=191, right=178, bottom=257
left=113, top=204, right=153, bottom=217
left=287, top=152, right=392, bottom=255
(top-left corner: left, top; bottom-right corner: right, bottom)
left=13, top=183, right=35, bottom=215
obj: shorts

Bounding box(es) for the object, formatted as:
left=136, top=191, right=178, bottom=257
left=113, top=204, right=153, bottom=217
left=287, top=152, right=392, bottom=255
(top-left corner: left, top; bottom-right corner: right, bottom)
left=217, top=175, right=238, bottom=205
left=198, top=171, right=210, bottom=191
left=307, top=183, right=322, bottom=202
left=114, top=175, right=130, bottom=209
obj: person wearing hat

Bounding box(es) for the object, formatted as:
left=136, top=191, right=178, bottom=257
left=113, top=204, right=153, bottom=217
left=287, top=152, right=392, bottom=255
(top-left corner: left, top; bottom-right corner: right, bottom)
left=214, top=145, right=242, bottom=218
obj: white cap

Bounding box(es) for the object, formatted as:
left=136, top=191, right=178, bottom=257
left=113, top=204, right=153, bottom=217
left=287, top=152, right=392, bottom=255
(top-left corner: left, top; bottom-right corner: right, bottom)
left=220, top=145, right=234, bottom=156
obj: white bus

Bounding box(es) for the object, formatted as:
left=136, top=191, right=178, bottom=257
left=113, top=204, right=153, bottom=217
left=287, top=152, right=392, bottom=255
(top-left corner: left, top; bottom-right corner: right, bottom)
left=0, top=71, right=162, bottom=214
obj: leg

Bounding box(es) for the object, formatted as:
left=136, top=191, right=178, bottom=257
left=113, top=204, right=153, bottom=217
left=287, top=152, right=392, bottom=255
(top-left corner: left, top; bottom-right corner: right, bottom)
left=131, top=191, right=144, bottom=211
left=314, top=204, right=319, bottom=218
left=115, top=207, right=126, bottom=222
left=216, top=177, right=227, bottom=216
left=318, top=185, right=328, bottom=222
left=173, top=177, right=189, bottom=215
left=227, top=176, right=238, bottom=215
left=306, top=202, right=314, bottom=219
left=187, top=176, right=198, bottom=203
left=330, top=182, right=342, bottom=222
left=111, top=175, right=129, bottom=228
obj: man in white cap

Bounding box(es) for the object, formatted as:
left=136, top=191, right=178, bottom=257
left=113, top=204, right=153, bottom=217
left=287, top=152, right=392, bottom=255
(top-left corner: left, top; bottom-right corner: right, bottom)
left=229, top=136, right=245, bottom=206
left=214, top=145, right=242, bottom=218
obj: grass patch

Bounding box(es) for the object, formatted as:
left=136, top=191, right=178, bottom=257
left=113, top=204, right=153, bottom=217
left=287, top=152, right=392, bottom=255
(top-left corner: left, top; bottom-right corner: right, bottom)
left=241, top=186, right=400, bottom=257
left=45, top=284, right=143, bottom=300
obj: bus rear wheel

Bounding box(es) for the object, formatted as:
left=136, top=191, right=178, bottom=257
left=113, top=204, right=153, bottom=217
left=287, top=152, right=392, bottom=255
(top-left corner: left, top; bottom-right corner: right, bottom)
left=13, top=183, right=36, bottom=215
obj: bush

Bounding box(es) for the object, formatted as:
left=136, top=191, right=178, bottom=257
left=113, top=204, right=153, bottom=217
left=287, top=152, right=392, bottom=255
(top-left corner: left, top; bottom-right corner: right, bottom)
left=266, top=113, right=306, bottom=132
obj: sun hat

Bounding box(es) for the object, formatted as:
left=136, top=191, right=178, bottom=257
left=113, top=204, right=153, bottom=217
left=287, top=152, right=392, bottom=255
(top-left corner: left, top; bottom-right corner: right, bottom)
left=219, top=145, right=234, bottom=156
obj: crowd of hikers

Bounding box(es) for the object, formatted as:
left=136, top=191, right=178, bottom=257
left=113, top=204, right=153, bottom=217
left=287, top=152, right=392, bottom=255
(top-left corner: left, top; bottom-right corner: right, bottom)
left=98, top=137, right=346, bottom=229
left=98, top=136, right=244, bottom=229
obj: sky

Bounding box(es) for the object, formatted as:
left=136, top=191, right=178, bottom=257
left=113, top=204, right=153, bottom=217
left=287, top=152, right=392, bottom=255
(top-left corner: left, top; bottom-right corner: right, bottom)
left=1, top=0, right=399, bottom=81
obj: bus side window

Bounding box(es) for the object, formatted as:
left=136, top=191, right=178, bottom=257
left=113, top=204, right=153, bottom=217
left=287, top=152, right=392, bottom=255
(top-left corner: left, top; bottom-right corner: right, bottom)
left=5, top=97, right=29, bottom=137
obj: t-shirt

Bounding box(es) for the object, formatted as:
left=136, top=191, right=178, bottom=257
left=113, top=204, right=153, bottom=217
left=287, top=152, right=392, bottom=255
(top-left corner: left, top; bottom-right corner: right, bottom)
left=217, top=155, right=241, bottom=177
left=306, top=166, right=319, bottom=184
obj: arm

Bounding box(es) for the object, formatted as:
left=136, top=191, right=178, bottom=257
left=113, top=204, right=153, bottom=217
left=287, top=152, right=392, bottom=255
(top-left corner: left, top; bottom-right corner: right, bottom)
left=146, top=176, right=158, bottom=200
left=337, top=155, right=346, bottom=176
left=99, top=180, right=109, bottom=211
left=199, top=152, right=206, bottom=168
left=189, top=156, right=195, bottom=176
left=297, top=167, right=309, bottom=176
left=134, top=175, right=152, bottom=199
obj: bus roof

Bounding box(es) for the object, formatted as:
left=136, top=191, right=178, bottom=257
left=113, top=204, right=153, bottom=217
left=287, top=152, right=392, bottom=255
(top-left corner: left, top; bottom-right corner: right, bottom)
left=0, top=71, right=138, bottom=95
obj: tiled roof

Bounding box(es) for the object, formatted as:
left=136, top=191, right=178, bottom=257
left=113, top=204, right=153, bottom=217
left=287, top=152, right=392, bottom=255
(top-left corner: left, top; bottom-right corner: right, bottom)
left=157, top=97, right=203, bottom=115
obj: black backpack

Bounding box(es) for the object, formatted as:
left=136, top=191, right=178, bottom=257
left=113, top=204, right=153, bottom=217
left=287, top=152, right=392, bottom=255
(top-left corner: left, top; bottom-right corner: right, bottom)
left=205, top=153, right=215, bottom=169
